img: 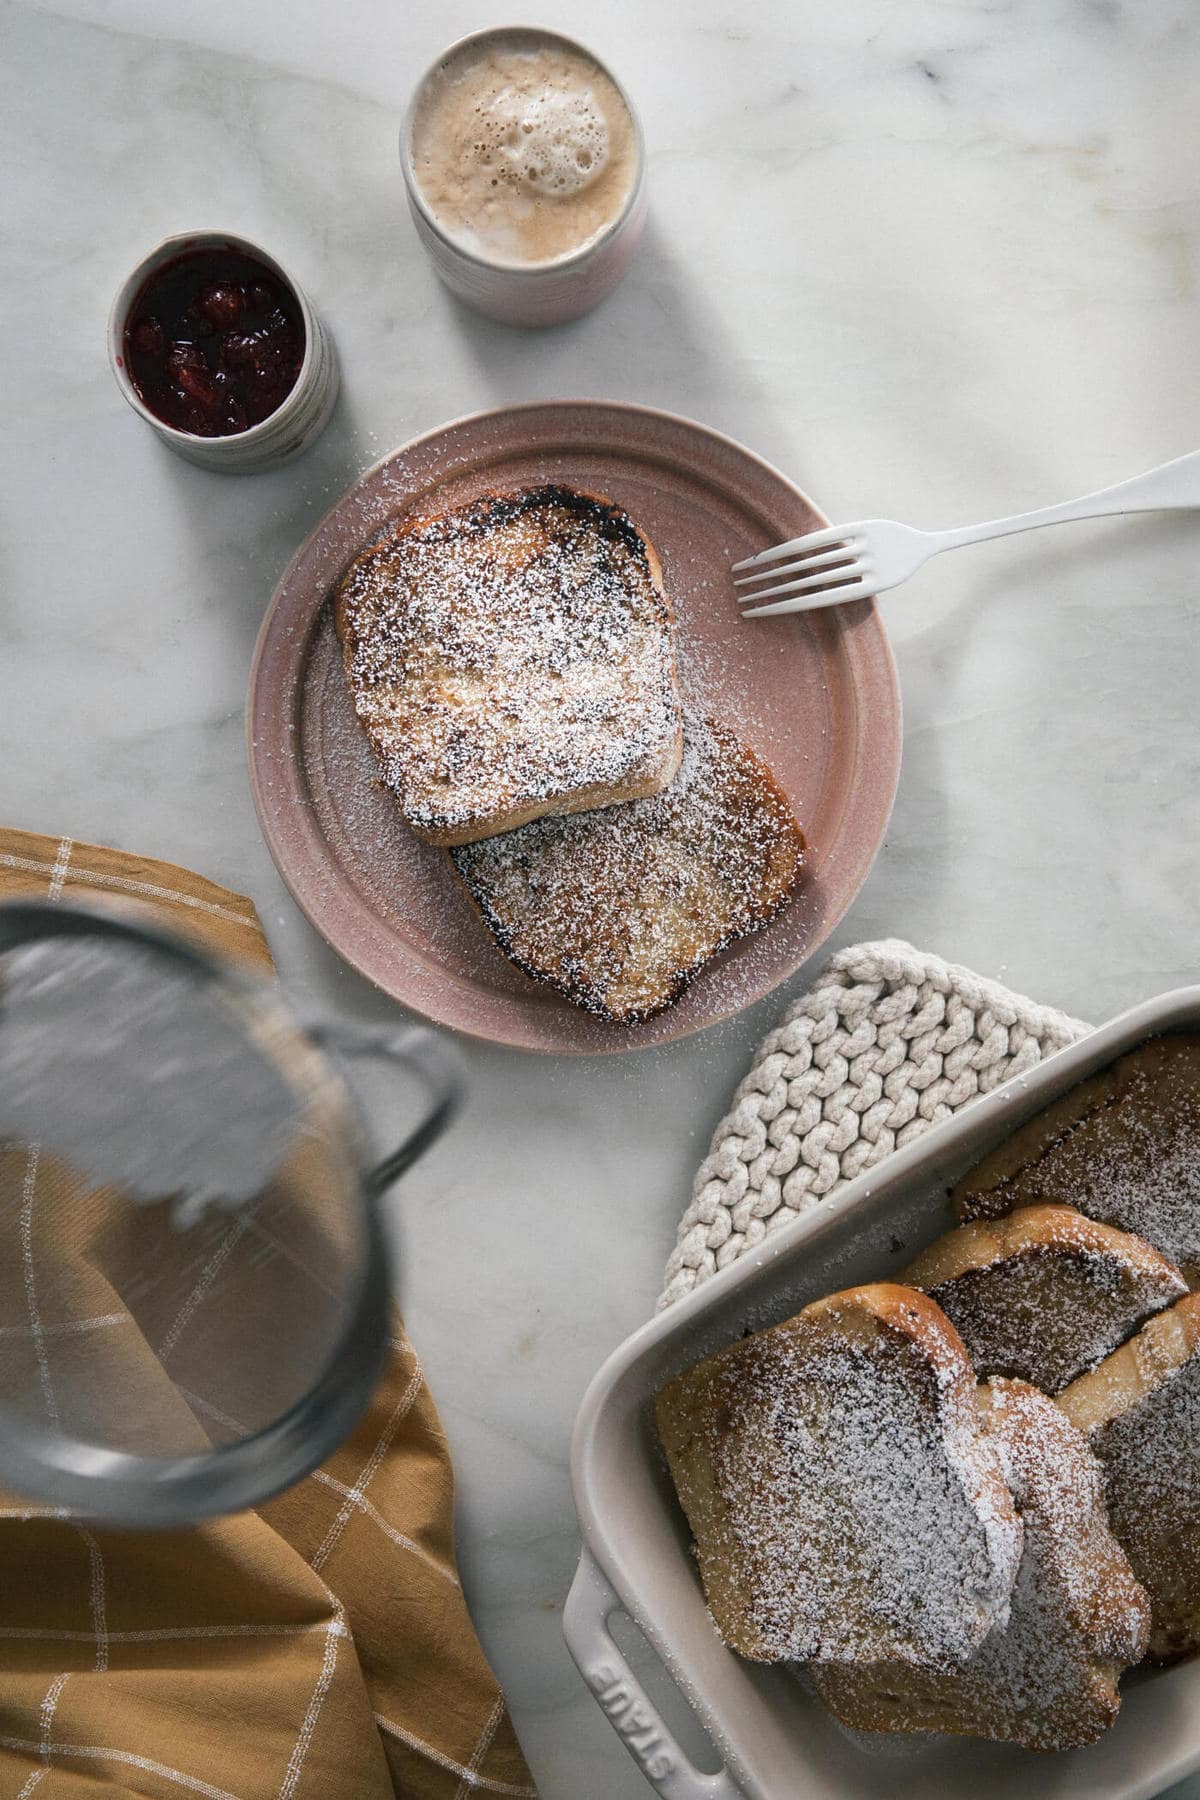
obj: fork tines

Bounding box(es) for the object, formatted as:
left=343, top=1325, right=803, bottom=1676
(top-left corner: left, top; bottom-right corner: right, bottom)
left=733, top=529, right=868, bottom=615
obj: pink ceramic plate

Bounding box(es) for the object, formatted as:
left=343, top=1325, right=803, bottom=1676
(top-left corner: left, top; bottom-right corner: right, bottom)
left=247, top=402, right=901, bottom=1054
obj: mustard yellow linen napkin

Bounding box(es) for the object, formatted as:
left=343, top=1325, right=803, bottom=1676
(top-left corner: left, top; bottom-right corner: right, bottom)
left=0, top=828, right=535, bottom=1800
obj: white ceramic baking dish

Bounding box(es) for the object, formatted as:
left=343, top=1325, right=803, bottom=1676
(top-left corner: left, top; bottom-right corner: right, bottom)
left=565, top=984, right=1200, bottom=1800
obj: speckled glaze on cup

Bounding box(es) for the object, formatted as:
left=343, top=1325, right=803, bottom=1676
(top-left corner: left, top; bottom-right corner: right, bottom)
left=400, top=27, right=647, bottom=328
left=108, top=232, right=339, bottom=473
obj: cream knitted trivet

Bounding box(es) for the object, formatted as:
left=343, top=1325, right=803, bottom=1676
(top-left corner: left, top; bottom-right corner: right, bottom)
left=659, top=940, right=1092, bottom=1311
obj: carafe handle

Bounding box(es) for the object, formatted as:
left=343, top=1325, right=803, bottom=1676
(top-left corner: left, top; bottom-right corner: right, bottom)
left=304, top=1021, right=463, bottom=1193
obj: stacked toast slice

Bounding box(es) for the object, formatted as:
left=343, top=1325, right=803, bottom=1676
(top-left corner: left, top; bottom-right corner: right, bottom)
left=451, top=717, right=804, bottom=1023
left=335, top=485, right=683, bottom=846
left=657, top=1034, right=1200, bottom=1754
left=812, top=1378, right=1150, bottom=1749
left=658, top=1281, right=1149, bottom=1751
left=952, top=1034, right=1200, bottom=1280
left=1059, top=1293, right=1200, bottom=1662
left=901, top=1204, right=1186, bottom=1394
left=656, top=1285, right=1022, bottom=1668
left=335, top=487, right=805, bottom=1021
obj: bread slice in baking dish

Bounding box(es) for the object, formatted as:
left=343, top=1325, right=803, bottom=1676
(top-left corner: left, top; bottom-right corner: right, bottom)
left=901, top=1204, right=1186, bottom=1394
left=450, top=717, right=804, bottom=1024
left=952, top=1034, right=1200, bottom=1281
left=1058, top=1292, right=1200, bottom=1662
left=333, top=484, right=683, bottom=846
left=655, top=1283, right=1022, bottom=1667
left=812, top=1379, right=1150, bottom=1751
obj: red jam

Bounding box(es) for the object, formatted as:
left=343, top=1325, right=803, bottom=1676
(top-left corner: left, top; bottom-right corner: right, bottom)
left=123, top=246, right=306, bottom=438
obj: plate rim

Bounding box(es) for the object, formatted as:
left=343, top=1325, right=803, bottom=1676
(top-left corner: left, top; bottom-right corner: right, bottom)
left=247, top=398, right=902, bottom=1055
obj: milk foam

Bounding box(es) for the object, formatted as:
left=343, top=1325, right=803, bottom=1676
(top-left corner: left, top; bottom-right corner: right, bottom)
left=476, top=83, right=609, bottom=198
left=411, top=33, right=637, bottom=267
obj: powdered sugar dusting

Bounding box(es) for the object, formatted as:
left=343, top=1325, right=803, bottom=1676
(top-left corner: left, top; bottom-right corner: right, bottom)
left=336, top=485, right=680, bottom=840
left=924, top=1245, right=1186, bottom=1395
left=963, top=1038, right=1200, bottom=1277
left=451, top=718, right=804, bottom=1023
left=658, top=1293, right=1021, bottom=1668
left=1091, top=1334, right=1200, bottom=1660
left=814, top=1380, right=1150, bottom=1749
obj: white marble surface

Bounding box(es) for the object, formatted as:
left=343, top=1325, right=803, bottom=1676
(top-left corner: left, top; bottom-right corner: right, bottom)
left=4, top=0, right=1200, bottom=1792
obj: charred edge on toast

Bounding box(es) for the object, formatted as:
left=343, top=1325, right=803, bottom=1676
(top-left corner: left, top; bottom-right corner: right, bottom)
left=369, top=484, right=654, bottom=570
left=451, top=861, right=801, bottom=1025
left=448, top=727, right=806, bottom=1025
left=330, top=485, right=663, bottom=646
left=331, top=481, right=680, bottom=842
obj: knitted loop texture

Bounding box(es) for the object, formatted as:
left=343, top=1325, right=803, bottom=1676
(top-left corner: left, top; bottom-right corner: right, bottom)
left=659, top=940, right=1090, bottom=1311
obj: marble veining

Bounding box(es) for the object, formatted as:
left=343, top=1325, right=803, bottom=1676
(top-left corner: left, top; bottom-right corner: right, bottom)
left=3, top=1, right=1199, bottom=1792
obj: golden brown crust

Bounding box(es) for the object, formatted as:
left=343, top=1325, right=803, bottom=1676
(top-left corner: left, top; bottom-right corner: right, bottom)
left=951, top=1035, right=1200, bottom=1281
left=812, top=1378, right=1150, bottom=1751
left=801, top=1281, right=979, bottom=1361
left=333, top=485, right=683, bottom=845
left=655, top=1283, right=1022, bottom=1668
left=1057, top=1295, right=1200, bottom=1661
left=449, top=718, right=805, bottom=1024
left=901, top=1206, right=1187, bottom=1393
left=904, top=1204, right=1173, bottom=1289
left=1056, top=1294, right=1200, bottom=1437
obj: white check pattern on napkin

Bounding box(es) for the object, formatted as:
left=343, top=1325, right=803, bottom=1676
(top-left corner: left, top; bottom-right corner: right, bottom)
left=659, top=940, right=1091, bottom=1310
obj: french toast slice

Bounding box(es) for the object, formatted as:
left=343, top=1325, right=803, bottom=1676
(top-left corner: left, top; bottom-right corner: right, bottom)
left=902, top=1205, right=1186, bottom=1394
left=333, top=485, right=683, bottom=846
left=449, top=718, right=804, bottom=1024
left=1058, top=1293, right=1200, bottom=1661
left=655, top=1284, right=1022, bottom=1668
left=952, top=1035, right=1200, bottom=1281
left=813, top=1379, right=1150, bottom=1751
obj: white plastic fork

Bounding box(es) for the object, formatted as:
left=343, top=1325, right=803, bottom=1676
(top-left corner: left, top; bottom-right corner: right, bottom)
left=733, top=447, right=1200, bottom=615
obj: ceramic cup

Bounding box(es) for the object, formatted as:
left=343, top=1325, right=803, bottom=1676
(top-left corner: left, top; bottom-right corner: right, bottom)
left=400, top=27, right=647, bottom=328
left=108, top=231, right=339, bottom=474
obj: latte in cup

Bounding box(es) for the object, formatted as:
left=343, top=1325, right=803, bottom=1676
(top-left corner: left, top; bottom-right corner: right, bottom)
left=410, top=30, right=639, bottom=269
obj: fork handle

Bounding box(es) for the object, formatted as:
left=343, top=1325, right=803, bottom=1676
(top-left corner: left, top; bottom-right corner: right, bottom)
left=933, top=448, right=1200, bottom=552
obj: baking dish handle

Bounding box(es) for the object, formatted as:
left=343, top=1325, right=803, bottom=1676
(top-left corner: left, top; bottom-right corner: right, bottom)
left=563, top=1549, right=744, bottom=1800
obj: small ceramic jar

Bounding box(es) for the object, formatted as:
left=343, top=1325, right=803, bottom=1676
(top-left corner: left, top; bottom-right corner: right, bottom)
left=108, top=231, right=339, bottom=473
left=400, top=27, right=647, bottom=329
